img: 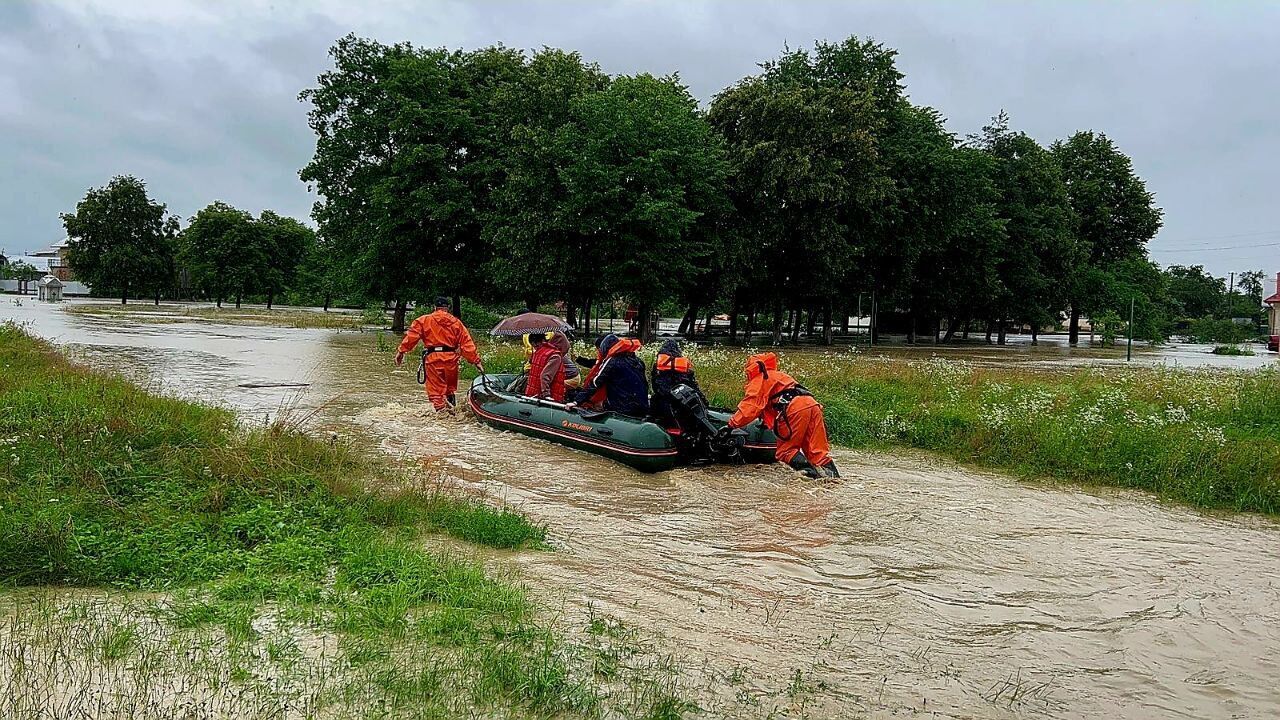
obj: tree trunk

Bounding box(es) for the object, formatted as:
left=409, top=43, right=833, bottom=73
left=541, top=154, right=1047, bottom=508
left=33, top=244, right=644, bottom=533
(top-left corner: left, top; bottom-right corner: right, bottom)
left=323, top=293, right=331, bottom=313
left=771, top=299, right=784, bottom=346
left=997, top=319, right=1007, bottom=345
left=582, top=296, right=593, bottom=336
left=1069, top=305, right=1081, bottom=346
left=962, top=317, right=971, bottom=340
left=216, top=295, right=223, bottom=309
left=638, top=301, right=655, bottom=343
left=391, top=299, right=408, bottom=334
left=745, top=306, right=755, bottom=344
left=806, top=306, right=817, bottom=336
left=985, top=320, right=993, bottom=344
left=679, top=305, right=696, bottom=338
left=267, top=286, right=274, bottom=310
left=841, top=305, right=850, bottom=335
left=822, top=300, right=833, bottom=345
left=1031, top=325, right=1039, bottom=345
left=943, top=316, right=958, bottom=343
left=154, top=288, right=160, bottom=306
left=121, top=280, right=128, bottom=306
left=452, top=295, right=461, bottom=319
left=235, top=292, right=242, bottom=309
left=934, top=317, right=942, bottom=344
left=906, top=308, right=916, bottom=345
left=789, top=307, right=801, bottom=344
left=704, top=308, right=714, bottom=341
left=729, top=303, right=740, bottom=345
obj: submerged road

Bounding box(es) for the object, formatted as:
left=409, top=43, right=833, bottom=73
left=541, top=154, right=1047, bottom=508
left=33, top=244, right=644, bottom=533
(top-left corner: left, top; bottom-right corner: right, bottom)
left=5, top=298, right=1279, bottom=719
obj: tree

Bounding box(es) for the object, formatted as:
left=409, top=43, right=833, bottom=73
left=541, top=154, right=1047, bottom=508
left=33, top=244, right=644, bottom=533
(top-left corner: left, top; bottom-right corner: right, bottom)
left=486, top=48, right=610, bottom=314
left=1163, top=264, right=1224, bottom=319
left=301, top=35, right=464, bottom=332
left=709, top=38, right=898, bottom=344
left=256, top=211, right=314, bottom=309
left=61, top=175, right=178, bottom=305
left=179, top=202, right=261, bottom=308
left=1, top=261, right=41, bottom=294
left=971, top=112, right=1078, bottom=342
left=1051, top=131, right=1163, bottom=344
left=556, top=73, right=729, bottom=342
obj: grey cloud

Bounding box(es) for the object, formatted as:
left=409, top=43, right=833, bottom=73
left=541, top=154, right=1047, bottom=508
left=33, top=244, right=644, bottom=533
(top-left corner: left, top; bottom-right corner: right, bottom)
left=2, top=0, right=1278, bottom=277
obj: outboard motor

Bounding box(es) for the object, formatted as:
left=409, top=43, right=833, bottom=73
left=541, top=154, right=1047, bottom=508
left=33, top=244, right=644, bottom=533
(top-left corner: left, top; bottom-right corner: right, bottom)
left=669, top=384, right=746, bottom=464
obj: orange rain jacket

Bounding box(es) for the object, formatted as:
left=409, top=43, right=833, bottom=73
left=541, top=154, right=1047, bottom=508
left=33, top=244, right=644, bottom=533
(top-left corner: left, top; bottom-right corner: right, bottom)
left=728, top=352, right=797, bottom=430
left=728, top=352, right=830, bottom=467
left=397, top=309, right=481, bottom=367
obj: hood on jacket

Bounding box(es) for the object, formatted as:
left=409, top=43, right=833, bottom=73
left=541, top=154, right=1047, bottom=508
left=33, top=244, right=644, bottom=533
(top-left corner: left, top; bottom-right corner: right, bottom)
left=658, top=339, right=683, bottom=358
left=744, top=352, right=779, bottom=380
left=596, top=333, right=619, bottom=355
left=549, top=331, right=570, bottom=355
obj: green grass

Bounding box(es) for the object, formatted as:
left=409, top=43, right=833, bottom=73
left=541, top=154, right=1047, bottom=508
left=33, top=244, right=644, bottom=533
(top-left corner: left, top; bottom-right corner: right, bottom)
left=1212, top=344, right=1255, bottom=356
left=472, top=337, right=1280, bottom=514
left=0, top=323, right=685, bottom=718
left=66, top=303, right=374, bottom=329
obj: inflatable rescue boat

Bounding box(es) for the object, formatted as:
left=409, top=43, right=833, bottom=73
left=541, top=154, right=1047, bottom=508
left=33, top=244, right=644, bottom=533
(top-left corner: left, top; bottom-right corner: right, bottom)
left=467, top=374, right=777, bottom=472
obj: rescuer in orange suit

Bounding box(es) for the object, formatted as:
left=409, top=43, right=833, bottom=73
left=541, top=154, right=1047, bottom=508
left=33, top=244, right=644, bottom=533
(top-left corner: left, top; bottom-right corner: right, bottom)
left=395, top=296, right=484, bottom=412
left=725, top=352, right=839, bottom=478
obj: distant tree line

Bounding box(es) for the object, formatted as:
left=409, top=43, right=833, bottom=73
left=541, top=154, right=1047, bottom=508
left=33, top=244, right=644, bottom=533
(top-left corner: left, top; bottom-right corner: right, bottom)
left=53, top=35, right=1268, bottom=344
left=297, top=34, right=1172, bottom=342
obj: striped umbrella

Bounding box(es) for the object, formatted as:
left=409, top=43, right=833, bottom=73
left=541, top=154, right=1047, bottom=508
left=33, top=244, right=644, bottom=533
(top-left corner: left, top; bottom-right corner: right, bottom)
left=489, top=312, right=572, bottom=337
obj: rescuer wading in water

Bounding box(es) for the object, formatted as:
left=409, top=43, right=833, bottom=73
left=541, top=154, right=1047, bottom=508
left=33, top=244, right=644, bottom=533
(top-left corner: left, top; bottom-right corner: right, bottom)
left=395, top=296, right=484, bottom=412
left=725, top=352, right=838, bottom=478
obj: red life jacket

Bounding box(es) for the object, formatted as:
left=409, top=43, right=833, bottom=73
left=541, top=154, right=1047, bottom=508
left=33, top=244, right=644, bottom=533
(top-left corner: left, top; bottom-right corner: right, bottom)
left=526, top=342, right=566, bottom=402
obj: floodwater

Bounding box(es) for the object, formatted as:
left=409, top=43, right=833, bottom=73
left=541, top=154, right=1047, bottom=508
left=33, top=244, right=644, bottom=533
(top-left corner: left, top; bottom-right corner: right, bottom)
left=4, top=298, right=1280, bottom=719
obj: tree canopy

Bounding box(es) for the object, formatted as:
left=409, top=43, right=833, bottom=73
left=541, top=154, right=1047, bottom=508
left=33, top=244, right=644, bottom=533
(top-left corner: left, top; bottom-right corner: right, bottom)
left=61, top=175, right=178, bottom=305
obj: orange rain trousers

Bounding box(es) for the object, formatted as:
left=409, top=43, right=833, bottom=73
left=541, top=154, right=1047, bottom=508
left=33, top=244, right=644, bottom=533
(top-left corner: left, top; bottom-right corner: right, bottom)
left=773, top=395, right=831, bottom=468
left=422, top=359, right=461, bottom=411
left=398, top=309, right=481, bottom=412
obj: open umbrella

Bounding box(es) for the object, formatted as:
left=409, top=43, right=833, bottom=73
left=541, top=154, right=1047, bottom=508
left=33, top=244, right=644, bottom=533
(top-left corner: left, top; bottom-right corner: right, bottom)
left=490, top=312, right=572, bottom=337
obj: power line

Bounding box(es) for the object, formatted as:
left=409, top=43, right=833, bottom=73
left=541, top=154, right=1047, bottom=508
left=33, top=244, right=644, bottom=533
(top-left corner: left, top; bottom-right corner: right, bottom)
left=1155, top=240, right=1280, bottom=254
left=1155, top=229, right=1280, bottom=248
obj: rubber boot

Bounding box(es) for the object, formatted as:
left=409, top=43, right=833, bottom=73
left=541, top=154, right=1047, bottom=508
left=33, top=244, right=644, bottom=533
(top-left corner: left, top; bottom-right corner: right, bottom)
left=819, top=459, right=840, bottom=479
left=788, top=452, right=822, bottom=479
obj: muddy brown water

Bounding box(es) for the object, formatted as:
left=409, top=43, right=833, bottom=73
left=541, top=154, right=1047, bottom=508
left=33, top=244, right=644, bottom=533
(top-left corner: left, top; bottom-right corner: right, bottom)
left=5, top=299, right=1280, bottom=718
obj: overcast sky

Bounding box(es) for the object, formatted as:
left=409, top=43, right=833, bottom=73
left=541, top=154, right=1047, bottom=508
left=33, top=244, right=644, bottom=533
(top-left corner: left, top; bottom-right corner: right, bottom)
left=3, top=0, right=1278, bottom=279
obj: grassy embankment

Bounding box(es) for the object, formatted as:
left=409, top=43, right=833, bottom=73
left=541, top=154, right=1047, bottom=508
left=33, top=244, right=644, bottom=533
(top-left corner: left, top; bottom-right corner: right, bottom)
left=66, top=303, right=378, bottom=329
left=0, top=324, right=691, bottom=718
left=471, top=339, right=1280, bottom=514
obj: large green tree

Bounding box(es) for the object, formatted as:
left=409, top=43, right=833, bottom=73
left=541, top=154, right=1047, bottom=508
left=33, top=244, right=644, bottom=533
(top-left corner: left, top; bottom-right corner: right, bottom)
left=1051, top=131, right=1163, bottom=344
left=486, top=48, right=609, bottom=315
left=257, top=210, right=314, bottom=309
left=61, top=175, right=178, bottom=305
left=972, top=113, right=1079, bottom=341
left=301, top=35, right=466, bottom=331
left=710, top=38, right=899, bottom=344
left=560, top=73, right=729, bottom=341
left=179, top=202, right=262, bottom=308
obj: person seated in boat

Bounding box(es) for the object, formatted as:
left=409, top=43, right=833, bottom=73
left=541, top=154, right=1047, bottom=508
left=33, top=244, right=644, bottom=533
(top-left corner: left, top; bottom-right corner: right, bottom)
left=525, top=331, right=568, bottom=402
left=725, top=352, right=839, bottom=479
left=568, top=334, right=649, bottom=417
left=650, top=339, right=707, bottom=429
left=551, top=331, right=582, bottom=390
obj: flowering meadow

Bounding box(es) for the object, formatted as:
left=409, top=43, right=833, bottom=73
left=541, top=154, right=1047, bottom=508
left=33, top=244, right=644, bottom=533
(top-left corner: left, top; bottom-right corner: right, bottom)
left=477, top=339, right=1280, bottom=514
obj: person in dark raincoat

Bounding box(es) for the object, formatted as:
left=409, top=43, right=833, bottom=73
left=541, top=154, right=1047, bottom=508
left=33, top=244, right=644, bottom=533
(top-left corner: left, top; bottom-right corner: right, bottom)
left=569, top=334, right=649, bottom=416
left=649, top=339, right=707, bottom=428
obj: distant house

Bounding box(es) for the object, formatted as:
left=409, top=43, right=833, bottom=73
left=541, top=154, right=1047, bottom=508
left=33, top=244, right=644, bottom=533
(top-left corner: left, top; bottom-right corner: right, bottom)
left=0, top=250, right=8, bottom=266
left=31, top=239, right=74, bottom=282
left=37, top=275, right=64, bottom=302
left=1265, top=272, right=1279, bottom=348
left=4, top=240, right=90, bottom=295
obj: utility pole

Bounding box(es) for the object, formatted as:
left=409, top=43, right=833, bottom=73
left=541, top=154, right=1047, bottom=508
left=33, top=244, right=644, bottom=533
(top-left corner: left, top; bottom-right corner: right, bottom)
left=870, top=290, right=877, bottom=346
left=1127, top=296, right=1135, bottom=362
left=1227, top=271, right=1235, bottom=318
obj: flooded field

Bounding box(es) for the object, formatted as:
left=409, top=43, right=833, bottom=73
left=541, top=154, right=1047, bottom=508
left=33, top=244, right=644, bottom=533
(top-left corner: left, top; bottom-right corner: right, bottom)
left=4, top=298, right=1280, bottom=718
